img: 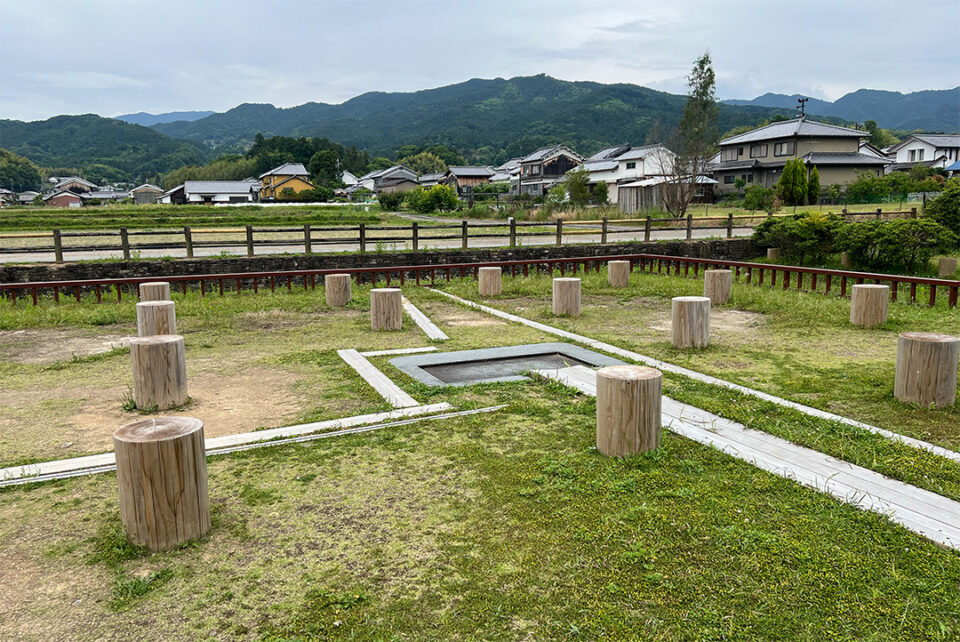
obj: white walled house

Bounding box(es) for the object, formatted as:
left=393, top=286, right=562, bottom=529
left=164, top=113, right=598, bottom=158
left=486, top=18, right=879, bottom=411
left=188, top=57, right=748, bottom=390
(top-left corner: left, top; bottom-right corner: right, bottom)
left=579, top=144, right=676, bottom=204
left=885, top=134, right=960, bottom=173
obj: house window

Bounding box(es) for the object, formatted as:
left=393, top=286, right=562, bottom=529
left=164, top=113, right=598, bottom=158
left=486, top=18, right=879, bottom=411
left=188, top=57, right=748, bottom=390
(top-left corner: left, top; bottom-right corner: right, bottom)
left=625, top=162, right=636, bottom=169
left=774, top=141, right=795, bottom=156
left=909, top=150, right=916, bottom=162
left=724, top=175, right=735, bottom=184
left=747, top=174, right=753, bottom=183
left=738, top=147, right=744, bottom=156
left=721, top=148, right=738, bottom=162
left=918, top=149, right=924, bottom=161
left=750, top=144, right=768, bottom=158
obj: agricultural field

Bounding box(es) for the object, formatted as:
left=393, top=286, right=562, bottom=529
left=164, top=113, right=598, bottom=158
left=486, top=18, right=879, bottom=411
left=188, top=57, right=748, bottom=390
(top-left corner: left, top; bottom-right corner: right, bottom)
left=0, top=267, right=958, bottom=640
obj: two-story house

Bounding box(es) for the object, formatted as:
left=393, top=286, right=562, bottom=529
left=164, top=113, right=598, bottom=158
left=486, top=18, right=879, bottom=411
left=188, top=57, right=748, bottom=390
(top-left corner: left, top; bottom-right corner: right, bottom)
left=353, top=165, right=419, bottom=194
left=445, top=166, right=495, bottom=197
left=515, top=145, right=583, bottom=196
left=259, top=163, right=316, bottom=200
left=712, top=117, right=889, bottom=194
left=580, top=143, right=675, bottom=204
left=884, top=134, right=960, bottom=173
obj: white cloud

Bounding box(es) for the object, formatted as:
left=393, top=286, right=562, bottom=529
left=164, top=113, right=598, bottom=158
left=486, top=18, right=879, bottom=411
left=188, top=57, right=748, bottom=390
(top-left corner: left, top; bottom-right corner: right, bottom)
left=17, top=71, right=149, bottom=90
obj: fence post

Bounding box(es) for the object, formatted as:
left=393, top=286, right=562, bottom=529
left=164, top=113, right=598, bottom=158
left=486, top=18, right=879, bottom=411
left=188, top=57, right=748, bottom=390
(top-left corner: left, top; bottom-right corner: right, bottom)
left=120, top=228, right=131, bottom=260
left=601, top=217, right=608, bottom=244
left=911, top=207, right=917, bottom=219
left=726, top=213, right=733, bottom=239
left=412, top=222, right=419, bottom=251
left=685, top=214, right=693, bottom=241
left=644, top=216, right=652, bottom=242
left=509, top=217, right=516, bottom=248
left=245, top=225, right=254, bottom=257
left=876, top=208, right=882, bottom=220
left=53, top=228, right=64, bottom=263
left=461, top=220, right=468, bottom=250
left=556, top=219, right=563, bottom=246
left=301, top=223, right=311, bottom=254
left=183, top=226, right=194, bottom=258
left=359, top=223, right=366, bottom=253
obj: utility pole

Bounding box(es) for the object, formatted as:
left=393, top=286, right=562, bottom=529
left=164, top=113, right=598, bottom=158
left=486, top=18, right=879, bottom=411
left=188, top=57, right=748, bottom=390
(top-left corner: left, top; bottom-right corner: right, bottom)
left=797, top=97, right=808, bottom=118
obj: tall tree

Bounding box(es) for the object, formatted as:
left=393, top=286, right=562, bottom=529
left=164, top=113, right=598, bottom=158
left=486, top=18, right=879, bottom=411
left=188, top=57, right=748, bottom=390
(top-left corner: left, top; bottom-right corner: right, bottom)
left=661, top=52, right=719, bottom=216
left=398, top=151, right=446, bottom=175
left=807, top=166, right=821, bottom=204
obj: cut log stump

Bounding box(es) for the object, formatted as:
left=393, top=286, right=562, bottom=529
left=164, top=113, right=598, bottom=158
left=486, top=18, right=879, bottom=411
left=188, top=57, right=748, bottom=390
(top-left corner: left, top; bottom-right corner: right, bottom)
left=325, top=274, right=352, bottom=307
left=136, top=301, right=177, bottom=337
left=607, top=260, right=630, bottom=288
left=113, top=416, right=210, bottom=552
left=672, top=296, right=711, bottom=348
left=130, top=335, right=187, bottom=410
left=767, top=248, right=781, bottom=263
left=596, top=365, right=662, bottom=456
left=552, top=278, right=581, bottom=316
left=703, top=269, right=733, bottom=305
left=478, top=267, right=502, bottom=296
left=850, top=284, right=889, bottom=327
left=139, top=282, right=171, bottom=301
left=370, top=288, right=402, bottom=331
left=939, top=257, right=958, bottom=278
left=895, top=332, right=960, bottom=408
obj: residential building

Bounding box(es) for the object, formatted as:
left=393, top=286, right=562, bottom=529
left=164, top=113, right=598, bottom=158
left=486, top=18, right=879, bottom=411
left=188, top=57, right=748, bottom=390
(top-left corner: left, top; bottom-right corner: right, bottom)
left=446, top=166, right=494, bottom=197
left=259, top=163, right=316, bottom=200
left=356, top=165, right=419, bottom=194
left=490, top=158, right=521, bottom=184
left=130, top=183, right=164, bottom=204
left=160, top=181, right=259, bottom=205
left=946, top=160, right=960, bottom=178
left=711, top=117, right=889, bottom=194
left=579, top=144, right=676, bottom=204
left=0, top=188, right=14, bottom=204
left=618, top=176, right=717, bottom=213
left=884, top=134, right=960, bottom=173
left=50, top=176, right=98, bottom=193
left=18, top=191, right=40, bottom=205
left=515, top=145, right=583, bottom=197
left=418, top=172, right=446, bottom=187
left=80, top=188, right=129, bottom=203
left=43, top=190, right=84, bottom=207
left=341, top=170, right=359, bottom=187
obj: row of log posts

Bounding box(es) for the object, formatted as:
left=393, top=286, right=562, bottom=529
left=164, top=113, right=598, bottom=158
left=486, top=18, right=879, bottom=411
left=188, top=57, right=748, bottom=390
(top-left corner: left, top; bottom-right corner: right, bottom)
left=133, top=282, right=186, bottom=411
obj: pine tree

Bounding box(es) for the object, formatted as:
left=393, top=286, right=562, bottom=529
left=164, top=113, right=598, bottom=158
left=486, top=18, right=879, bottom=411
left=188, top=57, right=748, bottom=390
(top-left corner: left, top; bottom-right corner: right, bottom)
left=794, top=160, right=808, bottom=205
left=776, top=160, right=794, bottom=203
left=807, top=166, right=821, bottom=205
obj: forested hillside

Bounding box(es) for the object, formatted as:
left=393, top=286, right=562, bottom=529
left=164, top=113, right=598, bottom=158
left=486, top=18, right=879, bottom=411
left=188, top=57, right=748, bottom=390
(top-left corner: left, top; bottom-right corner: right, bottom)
left=153, top=75, right=806, bottom=164
left=0, top=114, right=210, bottom=183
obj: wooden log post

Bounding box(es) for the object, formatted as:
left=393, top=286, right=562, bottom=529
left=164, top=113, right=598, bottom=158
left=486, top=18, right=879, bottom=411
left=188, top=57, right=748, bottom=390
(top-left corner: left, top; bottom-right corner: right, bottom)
left=894, top=332, right=959, bottom=409
left=139, top=281, right=171, bottom=301
left=939, top=257, right=958, bottom=278
left=840, top=251, right=852, bottom=270
left=113, top=417, right=210, bottom=552
left=370, top=288, right=402, bottom=331
left=767, top=248, right=781, bottom=263
left=478, top=267, right=502, bottom=296
left=136, top=301, right=177, bottom=337
left=324, top=274, right=352, bottom=307
left=672, top=296, right=711, bottom=348
left=596, top=365, right=662, bottom=456
left=703, top=269, right=733, bottom=305
left=552, top=278, right=581, bottom=316
left=130, top=335, right=188, bottom=410
left=607, top=260, right=630, bottom=288
left=849, top=284, right=889, bottom=328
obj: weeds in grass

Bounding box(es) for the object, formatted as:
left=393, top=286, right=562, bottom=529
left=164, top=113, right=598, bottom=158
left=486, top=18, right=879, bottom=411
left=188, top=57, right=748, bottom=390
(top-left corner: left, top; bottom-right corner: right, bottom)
left=108, top=568, right=173, bottom=611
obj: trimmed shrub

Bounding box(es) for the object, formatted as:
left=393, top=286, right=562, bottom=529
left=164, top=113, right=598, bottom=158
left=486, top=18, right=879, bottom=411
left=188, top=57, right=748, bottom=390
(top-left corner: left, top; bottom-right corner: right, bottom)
left=753, top=212, right=845, bottom=264
left=836, top=218, right=957, bottom=271
left=923, top=179, right=960, bottom=239
left=405, top=185, right=458, bottom=213
left=376, top=190, right=407, bottom=210
left=743, top=185, right=776, bottom=212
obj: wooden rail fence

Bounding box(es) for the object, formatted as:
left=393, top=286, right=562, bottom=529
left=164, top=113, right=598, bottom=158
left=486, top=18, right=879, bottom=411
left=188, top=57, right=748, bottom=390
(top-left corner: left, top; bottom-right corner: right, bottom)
left=0, top=209, right=918, bottom=263
left=2, top=251, right=955, bottom=309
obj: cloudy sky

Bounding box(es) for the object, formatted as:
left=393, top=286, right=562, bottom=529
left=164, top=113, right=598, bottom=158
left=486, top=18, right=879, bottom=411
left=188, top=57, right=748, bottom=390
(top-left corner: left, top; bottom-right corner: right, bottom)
left=1, top=0, right=958, bottom=121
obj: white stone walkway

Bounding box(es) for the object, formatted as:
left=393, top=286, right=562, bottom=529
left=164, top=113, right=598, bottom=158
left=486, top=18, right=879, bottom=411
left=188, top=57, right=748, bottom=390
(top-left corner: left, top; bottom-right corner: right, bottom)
left=537, top=365, right=960, bottom=549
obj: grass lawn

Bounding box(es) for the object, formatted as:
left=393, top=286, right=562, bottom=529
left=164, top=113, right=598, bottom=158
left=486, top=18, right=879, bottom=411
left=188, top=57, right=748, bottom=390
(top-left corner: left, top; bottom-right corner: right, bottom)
left=0, top=270, right=958, bottom=640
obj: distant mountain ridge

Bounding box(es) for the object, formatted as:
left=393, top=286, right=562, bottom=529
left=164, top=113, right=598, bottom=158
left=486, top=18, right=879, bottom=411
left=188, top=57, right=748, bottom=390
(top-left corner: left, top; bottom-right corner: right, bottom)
left=150, top=75, right=812, bottom=162
left=724, top=87, right=959, bottom=131
left=115, top=110, right=217, bottom=126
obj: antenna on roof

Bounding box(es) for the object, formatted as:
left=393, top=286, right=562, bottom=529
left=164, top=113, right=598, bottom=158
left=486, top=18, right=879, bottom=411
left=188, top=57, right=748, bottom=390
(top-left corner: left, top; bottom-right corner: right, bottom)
left=797, top=97, right=808, bottom=119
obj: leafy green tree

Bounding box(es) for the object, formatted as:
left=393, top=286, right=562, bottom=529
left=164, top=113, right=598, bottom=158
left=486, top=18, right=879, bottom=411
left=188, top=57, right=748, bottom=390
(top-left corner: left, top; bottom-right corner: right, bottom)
left=743, top=185, right=777, bottom=212
left=777, top=159, right=808, bottom=206
left=753, top=212, right=845, bottom=264
left=367, top=157, right=393, bottom=172
left=734, top=177, right=746, bottom=195
left=398, top=152, right=446, bottom=176
left=591, top=181, right=609, bottom=205
left=377, top=190, right=408, bottom=210
left=864, top=120, right=900, bottom=148
left=564, top=169, right=591, bottom=207
left=923, top=178, right=960, bottom=237
left=545, top=185, right=566, bottom=211
left=807, top=166, right=820, bottom=204
left=836, top=218, right=956, bottom=270
left=0, top=148, right=43, bottom=191
left=845, top=171, right=892, bottom=203
left=308, top=150, right=343, bottom=187
left=405, top=185, right=458, bottom=213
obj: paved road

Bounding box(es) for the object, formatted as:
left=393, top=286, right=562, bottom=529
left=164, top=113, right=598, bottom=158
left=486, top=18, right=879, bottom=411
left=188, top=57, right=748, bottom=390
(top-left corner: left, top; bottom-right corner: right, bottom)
left=1, top=225, right=753, bottom=264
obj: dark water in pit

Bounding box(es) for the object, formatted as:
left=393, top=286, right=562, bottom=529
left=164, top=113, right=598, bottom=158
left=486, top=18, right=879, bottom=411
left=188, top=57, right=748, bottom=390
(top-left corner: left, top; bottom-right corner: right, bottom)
left=422, top=352, right=592, bottom=384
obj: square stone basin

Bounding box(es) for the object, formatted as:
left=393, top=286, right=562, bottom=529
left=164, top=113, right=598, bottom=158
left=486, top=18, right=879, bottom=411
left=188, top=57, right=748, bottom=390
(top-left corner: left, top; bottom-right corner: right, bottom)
left=389, top=342, right=622, bottom=387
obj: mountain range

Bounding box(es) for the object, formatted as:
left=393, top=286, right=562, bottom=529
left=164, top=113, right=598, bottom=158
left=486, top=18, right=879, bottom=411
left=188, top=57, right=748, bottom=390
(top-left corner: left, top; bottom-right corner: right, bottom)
left=115, top=111, right=217, bottom=127
left=723, top=87, right=959, bottom=132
